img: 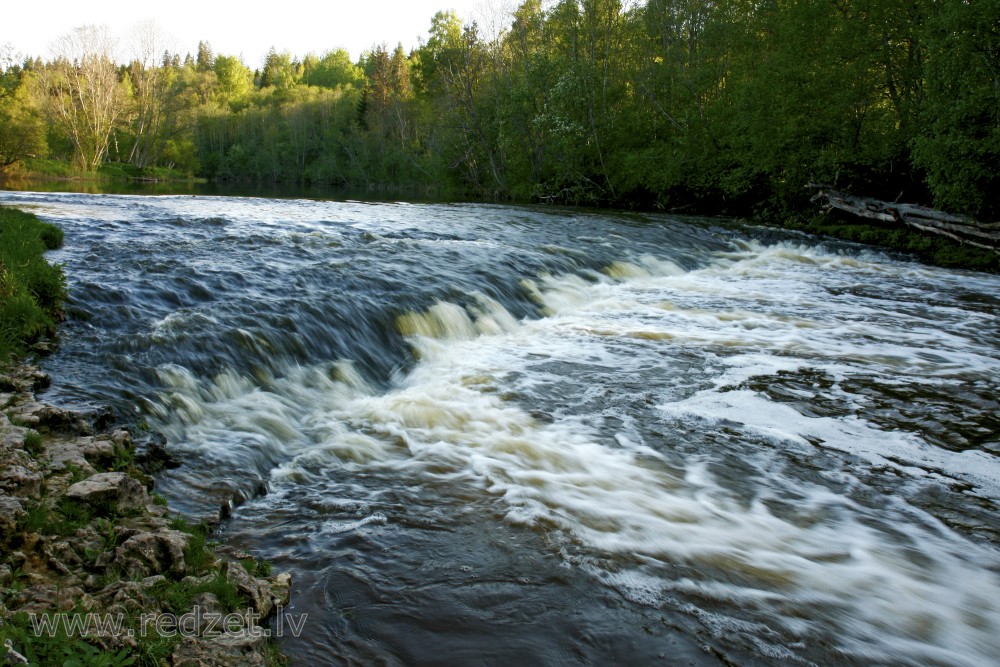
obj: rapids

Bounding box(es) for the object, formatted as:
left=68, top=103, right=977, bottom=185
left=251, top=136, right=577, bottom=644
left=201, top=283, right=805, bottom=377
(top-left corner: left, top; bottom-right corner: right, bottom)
left=2, top=190, right=998, bottom=666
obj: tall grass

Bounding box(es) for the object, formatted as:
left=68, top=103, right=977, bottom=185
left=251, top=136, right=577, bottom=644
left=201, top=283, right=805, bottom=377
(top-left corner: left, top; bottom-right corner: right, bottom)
left=0, top=206, right=66, bottom=364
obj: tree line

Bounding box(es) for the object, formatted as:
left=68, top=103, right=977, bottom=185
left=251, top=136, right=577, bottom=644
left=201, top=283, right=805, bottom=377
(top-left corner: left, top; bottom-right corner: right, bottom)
left=1, top=0, right=997, bottom=220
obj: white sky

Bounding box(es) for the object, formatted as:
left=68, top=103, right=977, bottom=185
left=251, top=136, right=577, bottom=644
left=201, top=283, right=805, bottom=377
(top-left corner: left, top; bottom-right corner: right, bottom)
left=2, top=0, right=515, bottom=67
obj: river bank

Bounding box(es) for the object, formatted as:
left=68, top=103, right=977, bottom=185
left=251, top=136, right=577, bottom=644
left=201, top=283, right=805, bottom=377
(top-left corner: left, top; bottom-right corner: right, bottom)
left=0, top=362, right=291, bottom=666
left=1, top=206, right=290, bottom=665
left=786, top=210, right=999, bottom=273
left=5, top=172, right=997, bottom=274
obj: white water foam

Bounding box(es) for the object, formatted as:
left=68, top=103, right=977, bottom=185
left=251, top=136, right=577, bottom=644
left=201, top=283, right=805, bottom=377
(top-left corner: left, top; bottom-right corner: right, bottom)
left=152, top=240, right=1000, bottom=665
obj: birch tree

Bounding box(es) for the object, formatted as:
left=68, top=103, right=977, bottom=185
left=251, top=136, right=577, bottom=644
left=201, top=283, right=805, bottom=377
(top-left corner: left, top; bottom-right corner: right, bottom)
left=43, top=25, right=126, bottom=170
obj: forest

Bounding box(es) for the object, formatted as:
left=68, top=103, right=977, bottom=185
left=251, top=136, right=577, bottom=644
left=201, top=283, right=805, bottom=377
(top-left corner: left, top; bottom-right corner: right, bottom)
left=0, top=0, right=998, bottom=221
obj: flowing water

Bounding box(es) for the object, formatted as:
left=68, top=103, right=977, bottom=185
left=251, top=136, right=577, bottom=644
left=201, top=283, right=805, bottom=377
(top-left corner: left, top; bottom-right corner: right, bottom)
left=2, top=190, right=999, bottom=666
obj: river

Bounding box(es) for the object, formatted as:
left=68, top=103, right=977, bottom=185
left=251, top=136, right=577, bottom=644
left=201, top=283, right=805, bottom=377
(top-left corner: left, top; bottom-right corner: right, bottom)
left=2, top=190, right=998, bottom=666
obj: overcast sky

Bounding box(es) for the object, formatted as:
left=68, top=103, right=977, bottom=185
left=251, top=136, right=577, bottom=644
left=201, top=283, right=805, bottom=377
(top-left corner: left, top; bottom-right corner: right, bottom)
left=3, top=0, right=514, bottom=67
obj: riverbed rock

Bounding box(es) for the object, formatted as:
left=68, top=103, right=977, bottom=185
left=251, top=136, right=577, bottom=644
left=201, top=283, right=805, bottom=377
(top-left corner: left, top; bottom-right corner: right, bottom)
left=0, top=419, right=28, bottom=452
left=8, top=401, right=88, bottom=433
left=270, top=573, right=292, bottom=607
left=65, top=472, right=149, bottom=511
left=0, top=366, right=49, bottom=393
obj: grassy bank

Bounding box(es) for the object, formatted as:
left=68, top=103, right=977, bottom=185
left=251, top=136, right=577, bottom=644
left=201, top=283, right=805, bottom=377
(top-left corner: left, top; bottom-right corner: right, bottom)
left=0, top=207, right=67, bottom=364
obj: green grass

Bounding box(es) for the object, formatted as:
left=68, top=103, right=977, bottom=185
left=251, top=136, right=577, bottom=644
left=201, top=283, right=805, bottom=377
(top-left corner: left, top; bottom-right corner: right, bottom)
left=0, top=206, right=66, bottom=364
left=168, top=516, right=216, bottom=573
left=16, top=157, right=82, bottom=178
left=0, top=611, right=136, bottom=667
left=23, top=429, right=44, bottom=456
left=148, top=570, right=247, bottom=615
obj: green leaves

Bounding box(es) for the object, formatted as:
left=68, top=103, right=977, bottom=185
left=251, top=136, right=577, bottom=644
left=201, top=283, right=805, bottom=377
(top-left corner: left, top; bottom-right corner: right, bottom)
left=912, top=0, right=1000, bottom=219
left=0, top=207, right=66, bottom=362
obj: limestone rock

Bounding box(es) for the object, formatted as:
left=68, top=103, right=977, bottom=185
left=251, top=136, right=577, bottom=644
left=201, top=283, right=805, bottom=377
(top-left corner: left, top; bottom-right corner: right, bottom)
left=222, top=561, right=273, bottom=618
left=0, top=422, right=28, bottom=453
left=43, top=436, right=99, bottom=478
left=65, top=472, right=149, bottom=511
left=0, top=495, right=24, bottom=546
left=270, top=573, right=292, bottom=607
left=0, top=366, right=50, bottom=393
left=171, top=629, right=269, bottom=667
left=44, top=539, right=85, bottom=576
left=110, top=429, right=132, bottom=448
left=0, top=465, right=43, bottom=498
left=8, top=402, right=83, bottom=432
left=112, top=528, right=190, bottom=578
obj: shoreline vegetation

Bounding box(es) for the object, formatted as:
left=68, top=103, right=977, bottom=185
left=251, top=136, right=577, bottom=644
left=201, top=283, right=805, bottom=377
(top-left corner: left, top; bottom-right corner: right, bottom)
left=0, top=1, right=996, bottom=258
left=3, top=169, right=998, bottom=273
left=1, top=211, right=290, bottom=664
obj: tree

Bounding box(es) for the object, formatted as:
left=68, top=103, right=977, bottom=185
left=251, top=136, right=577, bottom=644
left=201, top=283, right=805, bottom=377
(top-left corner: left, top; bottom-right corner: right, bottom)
left=196, top=41, right=215, bottom=73
left=913, top=0, right=1000, bottom=219
left=214, top=55, right=253, bottom=106
left=0, top=70, right=48, bottom=170
left=125, top=20, right=178, bottom=168
left=417, top=12, right=505, bottom=195
left=260, top=49, right=298, bottom=91
left=302, top=49, right=364, bottom=89
left=42, top=25, right=127, bottom=170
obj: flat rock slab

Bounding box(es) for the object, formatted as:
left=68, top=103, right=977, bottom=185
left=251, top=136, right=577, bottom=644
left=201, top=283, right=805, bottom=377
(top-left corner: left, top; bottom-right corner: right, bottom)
left=65, top=472, right=149, bottom=511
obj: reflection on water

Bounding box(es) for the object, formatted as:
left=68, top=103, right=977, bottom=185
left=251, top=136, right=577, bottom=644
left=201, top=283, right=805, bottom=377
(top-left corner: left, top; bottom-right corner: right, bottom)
left=2, top=189, right=998, bottom=666
left=0, top=177, right=452, bottom=202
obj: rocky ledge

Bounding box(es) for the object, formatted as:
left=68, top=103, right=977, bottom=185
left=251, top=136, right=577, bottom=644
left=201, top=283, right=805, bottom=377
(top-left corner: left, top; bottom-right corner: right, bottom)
left=0, top=365, right=289, bottom=666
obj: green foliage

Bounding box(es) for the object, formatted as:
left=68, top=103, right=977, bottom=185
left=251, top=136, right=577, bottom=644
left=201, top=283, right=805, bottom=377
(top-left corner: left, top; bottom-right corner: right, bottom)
left=19, top=494, right=122, bottom=537
left=302, top=49, right=364, bottom=89
left=64, top=461, right=88, bottom=484
left=168, top=515, right=215, bottom=573
left=23, top=429, right=44, bottom=455
left=147, top=569, right=246, bottom=614
left=0, top=612, right=135, bottom=667
left=214, top=55, right=254, bottom=106
left=0, top=207, right=66, bottom=363
left=0, top=71, right=48, bottom=170
left=912, top=0, right=1000, bottom=219
left=4, top=1, right=998, bottom=242
left=241, top=556, right=272, bottom=577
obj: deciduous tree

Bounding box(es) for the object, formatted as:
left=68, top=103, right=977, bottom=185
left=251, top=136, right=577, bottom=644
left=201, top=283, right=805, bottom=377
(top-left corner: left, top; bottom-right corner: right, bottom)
left=42, top=25, right=127, bottom=170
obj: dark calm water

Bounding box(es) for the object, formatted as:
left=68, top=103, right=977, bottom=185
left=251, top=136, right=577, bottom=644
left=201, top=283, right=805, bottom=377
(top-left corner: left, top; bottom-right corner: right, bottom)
left=2, top=190, right=999, bottom=666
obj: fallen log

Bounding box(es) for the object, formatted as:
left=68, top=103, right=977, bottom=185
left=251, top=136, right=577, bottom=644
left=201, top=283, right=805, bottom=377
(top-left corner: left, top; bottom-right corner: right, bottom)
left=809, top=186, right=1000, bottom=255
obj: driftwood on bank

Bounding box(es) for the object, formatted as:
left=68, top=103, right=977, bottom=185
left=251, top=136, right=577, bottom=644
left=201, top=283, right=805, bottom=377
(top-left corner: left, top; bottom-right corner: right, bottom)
left=809, top=185, right=1000, bottom=255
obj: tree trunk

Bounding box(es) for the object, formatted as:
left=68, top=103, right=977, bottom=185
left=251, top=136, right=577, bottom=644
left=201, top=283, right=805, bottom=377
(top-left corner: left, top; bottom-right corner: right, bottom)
left=810, top=186, right=1000, bottom=255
